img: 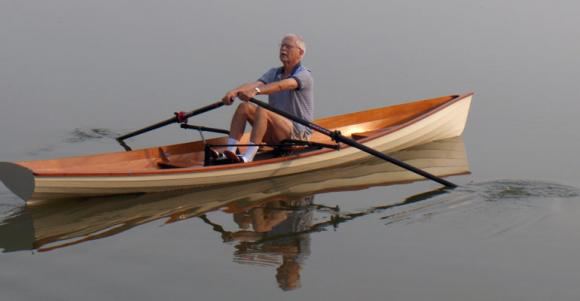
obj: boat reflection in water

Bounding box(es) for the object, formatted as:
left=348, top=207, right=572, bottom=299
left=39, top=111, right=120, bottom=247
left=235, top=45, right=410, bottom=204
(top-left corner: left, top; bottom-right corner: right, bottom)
left=0, top=137, right=469, bottom=276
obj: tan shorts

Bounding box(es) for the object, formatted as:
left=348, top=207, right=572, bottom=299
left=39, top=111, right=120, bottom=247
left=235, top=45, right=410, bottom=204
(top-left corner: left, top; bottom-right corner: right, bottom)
left=291, top=124, right=311, bottom=141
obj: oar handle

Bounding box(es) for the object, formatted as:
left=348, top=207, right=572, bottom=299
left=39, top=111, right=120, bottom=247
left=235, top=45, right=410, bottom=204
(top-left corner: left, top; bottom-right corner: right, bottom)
left=116, top=101, right=225, bottom=150
left=248, top=98, right=457, bottom=188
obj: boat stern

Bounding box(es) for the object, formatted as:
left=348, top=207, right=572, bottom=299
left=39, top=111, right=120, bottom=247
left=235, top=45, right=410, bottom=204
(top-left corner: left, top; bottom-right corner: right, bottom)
left=0, top=162, right=35, bottom=202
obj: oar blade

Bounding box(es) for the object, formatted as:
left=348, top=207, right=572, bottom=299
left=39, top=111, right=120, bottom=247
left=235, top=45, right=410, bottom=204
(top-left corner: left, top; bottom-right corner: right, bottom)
left=0, top=162, right=35, bottom=202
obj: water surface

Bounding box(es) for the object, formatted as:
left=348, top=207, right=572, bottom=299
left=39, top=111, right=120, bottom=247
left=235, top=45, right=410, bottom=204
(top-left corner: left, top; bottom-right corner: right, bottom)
left=1, top=0, right=580, bottom=300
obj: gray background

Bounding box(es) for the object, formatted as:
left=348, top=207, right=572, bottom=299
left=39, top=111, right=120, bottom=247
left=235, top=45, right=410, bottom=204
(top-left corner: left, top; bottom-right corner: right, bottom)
left=1, top=1, right=580, bottom=300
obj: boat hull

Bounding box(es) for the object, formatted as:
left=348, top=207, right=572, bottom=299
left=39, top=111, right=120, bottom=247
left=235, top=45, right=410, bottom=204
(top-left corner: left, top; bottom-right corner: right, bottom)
left=1, top=93, right=472, bottom=202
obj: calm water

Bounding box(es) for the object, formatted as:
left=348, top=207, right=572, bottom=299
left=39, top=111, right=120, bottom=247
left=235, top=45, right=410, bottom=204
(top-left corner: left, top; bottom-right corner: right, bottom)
left=1, top=1, right=580, bottom=300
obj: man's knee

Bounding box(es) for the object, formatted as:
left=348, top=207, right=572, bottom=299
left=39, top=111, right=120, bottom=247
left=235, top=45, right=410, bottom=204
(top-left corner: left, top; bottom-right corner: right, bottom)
left=255, top=107, right=268, bottom=117
left=235, top=102, right=254, bottom=117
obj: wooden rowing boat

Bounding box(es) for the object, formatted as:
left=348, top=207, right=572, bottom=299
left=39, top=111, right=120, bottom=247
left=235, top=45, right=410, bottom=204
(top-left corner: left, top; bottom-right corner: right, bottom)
left=0, top=137, right=469, bottom=252
left=0, top=93, right=472, bottom=202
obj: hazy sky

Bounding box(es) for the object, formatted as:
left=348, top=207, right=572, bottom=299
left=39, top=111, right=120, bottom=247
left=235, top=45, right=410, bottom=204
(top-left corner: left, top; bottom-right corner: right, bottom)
left=1, top=0, right=579, bottom=181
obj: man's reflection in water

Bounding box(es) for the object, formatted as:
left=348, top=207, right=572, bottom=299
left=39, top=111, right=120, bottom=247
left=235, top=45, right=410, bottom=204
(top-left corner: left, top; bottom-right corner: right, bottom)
left=224, top=196, right=313, bottom=291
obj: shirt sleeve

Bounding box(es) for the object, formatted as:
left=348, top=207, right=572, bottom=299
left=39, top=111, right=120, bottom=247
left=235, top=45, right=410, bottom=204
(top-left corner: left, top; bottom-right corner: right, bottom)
left=291, top=69, right=313, bottom=91
left=258, top=68, right=278, bottom=84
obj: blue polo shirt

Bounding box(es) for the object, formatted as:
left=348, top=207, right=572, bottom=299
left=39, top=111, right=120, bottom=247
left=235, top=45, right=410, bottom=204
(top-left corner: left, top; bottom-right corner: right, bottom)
left=258, top=64, right=314, bottom=137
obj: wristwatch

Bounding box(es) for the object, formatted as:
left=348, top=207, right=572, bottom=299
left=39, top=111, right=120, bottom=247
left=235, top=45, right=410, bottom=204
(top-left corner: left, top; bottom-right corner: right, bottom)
left=254, top=87, right=261, bottom=94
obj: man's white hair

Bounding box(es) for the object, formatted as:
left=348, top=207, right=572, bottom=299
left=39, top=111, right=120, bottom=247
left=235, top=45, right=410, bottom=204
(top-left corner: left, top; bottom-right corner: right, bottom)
left=283, top=33, right=306, bottom=54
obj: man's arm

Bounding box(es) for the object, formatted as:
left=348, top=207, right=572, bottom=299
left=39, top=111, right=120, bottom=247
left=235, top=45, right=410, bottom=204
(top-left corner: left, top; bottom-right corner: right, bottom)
left=222, top=81, right=263, bottom=105
left=237, top=78, right=299, bottom=101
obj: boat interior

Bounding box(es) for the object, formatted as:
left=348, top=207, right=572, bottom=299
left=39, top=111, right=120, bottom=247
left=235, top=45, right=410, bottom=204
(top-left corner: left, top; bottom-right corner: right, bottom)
left=17, top=95, right=461, bottom=175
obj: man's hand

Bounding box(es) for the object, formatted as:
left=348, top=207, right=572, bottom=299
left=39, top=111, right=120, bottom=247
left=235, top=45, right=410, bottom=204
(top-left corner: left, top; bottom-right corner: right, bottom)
left=222, top=90, right=238, bottom=105
left=222, top=81, right=262, bottom=104
left=236, top=88, right=258, bottom=102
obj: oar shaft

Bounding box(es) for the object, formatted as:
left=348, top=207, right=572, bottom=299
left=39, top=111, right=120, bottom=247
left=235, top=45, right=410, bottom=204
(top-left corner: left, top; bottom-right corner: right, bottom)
left=336, top=136, right=457, bottom=188
left=116, top=101, right=225, bottom=149
left=117, top=116, right=177, bottom=141
left=248, top=98, right=457, bottom=188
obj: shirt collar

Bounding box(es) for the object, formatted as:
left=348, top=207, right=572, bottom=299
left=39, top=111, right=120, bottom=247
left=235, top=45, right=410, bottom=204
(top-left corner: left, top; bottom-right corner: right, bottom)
left=276, top=62, right=303, bottom=78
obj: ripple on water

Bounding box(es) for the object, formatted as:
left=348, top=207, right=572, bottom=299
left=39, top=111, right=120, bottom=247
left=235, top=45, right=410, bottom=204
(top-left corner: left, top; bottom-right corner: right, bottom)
left=64, top=128, right=121, bottom=143
left=375, top=180, right=580, bottom=228
left=461, top=180, right=580, bottom=201
left=24, top=128, right=122, bottom=157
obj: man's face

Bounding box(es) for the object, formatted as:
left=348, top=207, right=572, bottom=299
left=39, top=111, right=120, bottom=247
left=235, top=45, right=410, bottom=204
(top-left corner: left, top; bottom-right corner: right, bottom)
left=279, top=37, right=303, bottom=65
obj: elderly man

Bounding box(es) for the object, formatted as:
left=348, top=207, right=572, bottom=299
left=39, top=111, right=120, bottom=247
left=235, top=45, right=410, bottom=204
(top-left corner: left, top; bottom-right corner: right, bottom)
left=220, top=34, right=313, bottom=163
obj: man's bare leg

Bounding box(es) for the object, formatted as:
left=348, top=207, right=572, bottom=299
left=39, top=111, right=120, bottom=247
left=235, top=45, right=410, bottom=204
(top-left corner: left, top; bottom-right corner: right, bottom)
left=229, top=103, right=257, bottom=140
left=225, top=103, right=292, bottom=162
left=226, top=103, right=257, bottom=152
left=241, top=107, right=292, bottom=162
left=250, top=107, right=292, bottom=144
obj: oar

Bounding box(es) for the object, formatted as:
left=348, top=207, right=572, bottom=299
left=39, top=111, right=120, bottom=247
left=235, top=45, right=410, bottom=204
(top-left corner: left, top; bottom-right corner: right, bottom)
left=248, top=98, right=458, bottom=188
left=116, top=101, right=224, bottom=151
